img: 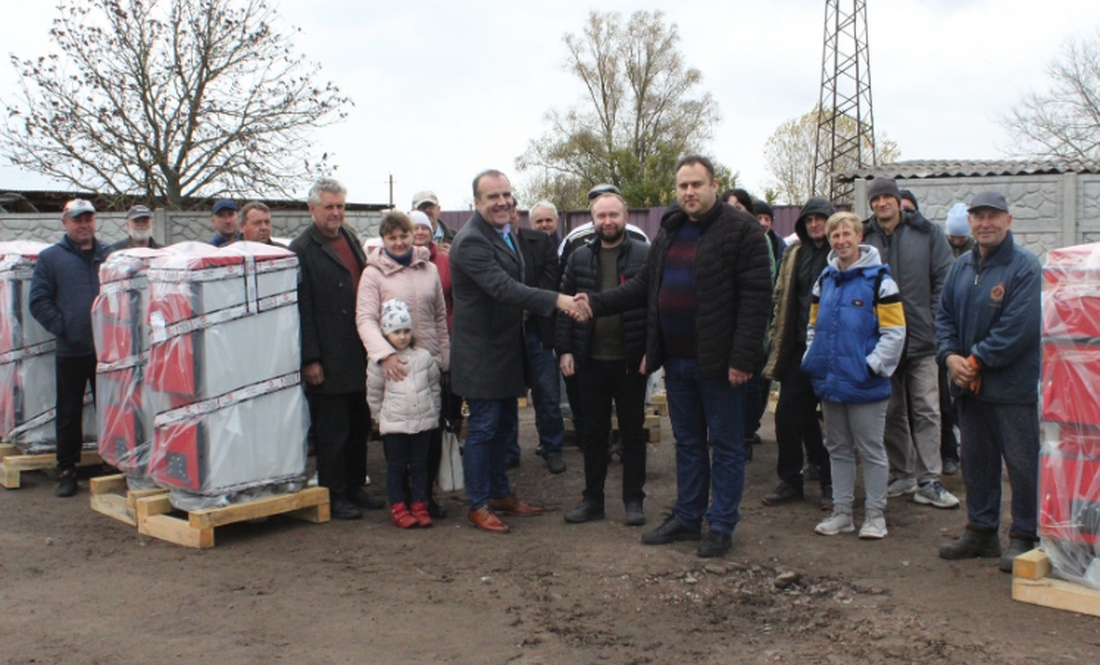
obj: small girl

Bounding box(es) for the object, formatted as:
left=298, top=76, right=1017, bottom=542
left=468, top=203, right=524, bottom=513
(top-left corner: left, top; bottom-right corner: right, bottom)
left=367, top=299, right=442, bottom=528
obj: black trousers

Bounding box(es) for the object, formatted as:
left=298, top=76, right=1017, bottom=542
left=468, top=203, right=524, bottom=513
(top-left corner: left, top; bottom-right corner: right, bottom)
left=577, top=358, right=647, bottom=504
left=384, top=431, right=430, bottom=506
left=55, top=353, right=97, bottom=470
left=774, top=365, right=831, bottom=489
left=309, top=391, right=369, bottom=498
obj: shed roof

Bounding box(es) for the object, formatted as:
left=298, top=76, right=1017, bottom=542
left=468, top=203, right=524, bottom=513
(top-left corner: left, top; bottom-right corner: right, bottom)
left=839, top=159, right=1100, bottom=181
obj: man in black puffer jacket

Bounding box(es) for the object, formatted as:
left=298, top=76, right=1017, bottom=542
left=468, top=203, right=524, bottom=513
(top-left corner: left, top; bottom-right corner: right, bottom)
left=587, top=155, right=772, bottom=558
left=557, top=191, right=650, bottom=527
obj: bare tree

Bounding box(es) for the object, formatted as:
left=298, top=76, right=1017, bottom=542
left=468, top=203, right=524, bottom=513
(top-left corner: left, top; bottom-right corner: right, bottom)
left=516, top=10, right=722, bottom=210
left=1, top=0, right=350, bottom=208
left=764, top=105, right=899, bottom=205
left=1004, top=32, right=1100, bottom=162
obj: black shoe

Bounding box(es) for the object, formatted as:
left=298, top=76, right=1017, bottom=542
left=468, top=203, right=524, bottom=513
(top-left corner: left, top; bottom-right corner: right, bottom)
left=330, top=498, right=363, bottom=520
left=762, top=481, right=803, bottom=506
left=624, top=500, right=646, bottom=527
left=428, top=499, right=448, bottom=520
left=1000, top=537, right=1037, bottom=573
left=641, top=515, right=701, bottom=545
left=696, top=530, right=732, bottom=558
left=744, top=443, right=754, bottom=462
left=820, top=484, right=834, bottom=511
left=803, top=464, right=821, bottom=482
left=939, top=528, right=1001, bottom=560
left=506, top=456, right=520, bottom=470
left=346, top=487, right=385, bottom=510
left=942, top=457, right=960, bottom=475
left=546, top=454, right=567, bottom=475
left=56, top=468, right=78, bottom=498
left=564, top=499, right=605, bottom=524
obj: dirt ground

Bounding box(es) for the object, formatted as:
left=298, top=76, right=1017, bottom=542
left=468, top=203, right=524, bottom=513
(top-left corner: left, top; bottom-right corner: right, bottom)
left=1, top=408, right=1097, bottom=665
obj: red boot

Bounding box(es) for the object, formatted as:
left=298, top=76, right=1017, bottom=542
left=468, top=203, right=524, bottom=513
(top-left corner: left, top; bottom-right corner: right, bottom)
left=410, top=502, right=433, bottom=528
left=390, top=503, right=417, bottom=529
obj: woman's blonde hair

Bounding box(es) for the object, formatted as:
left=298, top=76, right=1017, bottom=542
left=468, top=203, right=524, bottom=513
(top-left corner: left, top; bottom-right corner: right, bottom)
left=824, top=211, right=863, bottom=239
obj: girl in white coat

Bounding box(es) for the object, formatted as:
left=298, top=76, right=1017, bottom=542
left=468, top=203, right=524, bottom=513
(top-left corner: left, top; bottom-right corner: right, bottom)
left=367, top=299, right=442, bottom=528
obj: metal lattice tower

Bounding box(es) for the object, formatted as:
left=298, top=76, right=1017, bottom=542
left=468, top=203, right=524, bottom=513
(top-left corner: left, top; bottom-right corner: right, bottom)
left=813, top=0, right=875, bottom=204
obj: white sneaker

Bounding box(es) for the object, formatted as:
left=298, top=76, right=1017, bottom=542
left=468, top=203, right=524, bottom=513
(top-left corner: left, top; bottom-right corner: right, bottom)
left=912, top=481, right=960, bottom=509
left=815, top=511, right=855, bottom=536
left=859, top=510, right=888, bottom=539
left=887, top=477, right=917, bottom=498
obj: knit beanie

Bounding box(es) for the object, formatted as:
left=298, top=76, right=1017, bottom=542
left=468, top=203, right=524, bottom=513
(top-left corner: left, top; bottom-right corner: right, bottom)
left=899, top=190, right=919, bottom=211
left=409, top=210, right=433, bottom=228
left=945, top=203, right=970, bottom=236
left=752, top=200, right=775, bottom=219
left=866, top=178, right=901, bottom=206
left=380, top=298, right=413, bottom=335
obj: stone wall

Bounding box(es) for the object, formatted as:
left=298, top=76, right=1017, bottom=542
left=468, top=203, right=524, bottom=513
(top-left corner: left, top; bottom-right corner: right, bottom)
left=853, top=173, right=1100, bottom=259
left=0, top=210, right=384, bottom=246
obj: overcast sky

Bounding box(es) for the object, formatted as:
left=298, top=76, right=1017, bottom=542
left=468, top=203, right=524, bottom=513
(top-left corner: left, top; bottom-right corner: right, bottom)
left=2, top=0, right=1099, bottom=210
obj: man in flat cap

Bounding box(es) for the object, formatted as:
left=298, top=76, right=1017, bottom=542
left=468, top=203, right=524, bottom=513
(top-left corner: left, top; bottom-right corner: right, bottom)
left=412, top=190, right=457, bottom=250
left=111, top=205, right=161, bottom=250
left=935, top=191, right=1041, bottom=572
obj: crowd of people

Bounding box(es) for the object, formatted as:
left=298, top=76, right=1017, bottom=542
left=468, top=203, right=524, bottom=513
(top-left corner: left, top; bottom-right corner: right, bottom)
left=26, top=156, right=1042, bottom=569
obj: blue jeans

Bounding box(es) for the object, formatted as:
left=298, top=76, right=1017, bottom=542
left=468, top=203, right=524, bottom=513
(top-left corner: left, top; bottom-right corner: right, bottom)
left=508, top=330, right=565, bottom=461
left=664, top=357, right=746, bottom=535
left=955, top=396, right=1039, bottom=539
left=464, top=398, right=517, bottom=510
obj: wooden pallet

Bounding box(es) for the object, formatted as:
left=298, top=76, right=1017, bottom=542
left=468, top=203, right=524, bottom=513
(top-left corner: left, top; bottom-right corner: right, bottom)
left=649, top=393, right=668, bottom=416
left=134, top=486, right=330, bottom=549
left=564, top=413, right=662, bottom=443
left=0, top=443, right=102, bottom=489
left=89, top=474, right=169, bottom=527
left=1012, top=549, right=1100, bottom=617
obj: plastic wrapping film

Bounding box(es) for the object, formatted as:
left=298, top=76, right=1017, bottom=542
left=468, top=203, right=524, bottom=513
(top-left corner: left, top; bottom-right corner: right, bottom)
left=0, top=241, right=96, bottom=454
left=1039, top=242, right=1100, bottom=590
left=142, top=242, right=308, bottom=510
left=93, top=248, right=169, bottom=489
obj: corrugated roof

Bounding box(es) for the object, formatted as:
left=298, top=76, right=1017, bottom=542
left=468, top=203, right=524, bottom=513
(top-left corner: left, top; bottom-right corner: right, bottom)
left=839, top=159, right=1100, bottom=181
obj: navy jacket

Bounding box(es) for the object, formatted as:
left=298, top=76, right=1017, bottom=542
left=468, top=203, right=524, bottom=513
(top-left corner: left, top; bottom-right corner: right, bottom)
left=935, top=231, right=1041, bottom=404
left=29, top=235, right=112, bottom=357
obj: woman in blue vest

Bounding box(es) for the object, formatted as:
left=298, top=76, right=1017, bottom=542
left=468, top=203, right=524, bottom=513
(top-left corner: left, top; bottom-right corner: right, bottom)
left=801, top=212, right=906, bottom=539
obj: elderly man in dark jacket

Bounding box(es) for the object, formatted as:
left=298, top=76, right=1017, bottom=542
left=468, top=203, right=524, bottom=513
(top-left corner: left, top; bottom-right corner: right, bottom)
left=557, top=191, right=650, bottom=527
left=290, top=178, right=383, bottom=520
left=30, top=199, right=112, bottom=497
left=449, top=169, right=588, bottom=534
left=587, top=155, right=772, bottom=558
left=935, top=192, right=1041, bottom=572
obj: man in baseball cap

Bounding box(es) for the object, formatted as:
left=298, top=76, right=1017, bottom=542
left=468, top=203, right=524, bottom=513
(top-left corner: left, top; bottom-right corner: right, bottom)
left=937, top=191, right=1041, bottom=571
left=111, top=205, right=161, bottom=250
left=411, top=190, right=457, bottom=249
left=209, top=199, right=241, bottom=246
left=29, top=199, right=112, bottom=497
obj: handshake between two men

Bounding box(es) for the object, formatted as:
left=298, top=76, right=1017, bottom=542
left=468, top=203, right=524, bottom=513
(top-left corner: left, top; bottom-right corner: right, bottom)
left=555, top=292, right=592, bottom=322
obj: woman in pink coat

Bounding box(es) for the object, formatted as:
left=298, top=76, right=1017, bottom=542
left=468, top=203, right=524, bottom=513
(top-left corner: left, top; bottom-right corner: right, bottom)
left=357, top=211, right=450, bottom=514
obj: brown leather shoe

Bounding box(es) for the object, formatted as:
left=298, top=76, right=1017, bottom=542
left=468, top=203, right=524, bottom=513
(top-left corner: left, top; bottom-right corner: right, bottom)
left=489, top=492, right=543, bottom=516
left=467, top=506, right=510, bottom=533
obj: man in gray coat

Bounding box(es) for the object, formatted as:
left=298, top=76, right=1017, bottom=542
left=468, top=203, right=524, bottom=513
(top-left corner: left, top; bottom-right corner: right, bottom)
left=449, top=169, right=588, bottom=533
left=862, top=177, right=958, bottom=509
